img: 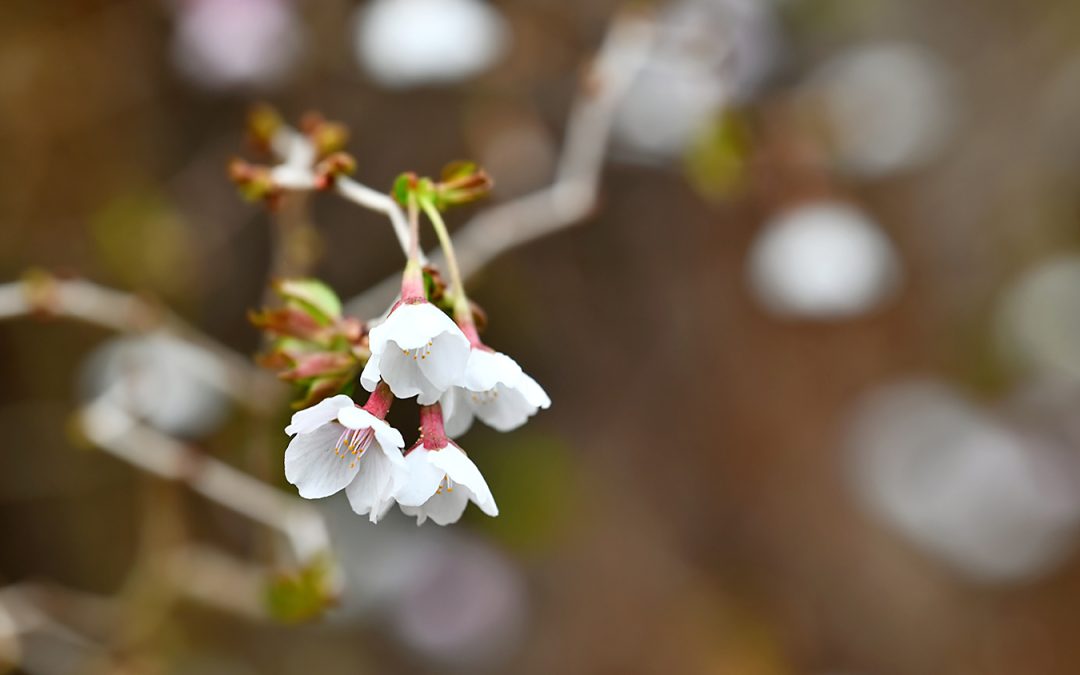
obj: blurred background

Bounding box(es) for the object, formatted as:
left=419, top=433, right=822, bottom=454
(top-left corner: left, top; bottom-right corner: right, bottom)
left=3, top=0, right=1080, bottom=673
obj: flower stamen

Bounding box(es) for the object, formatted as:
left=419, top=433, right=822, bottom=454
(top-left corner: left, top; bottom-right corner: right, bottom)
left=333, top=425, right=375, bottom=466
left=402, top=340, right=435, bottom=361
left=434, top=474, right=454, bottom=494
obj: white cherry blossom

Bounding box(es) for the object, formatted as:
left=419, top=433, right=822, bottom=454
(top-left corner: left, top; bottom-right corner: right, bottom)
left=361, top=301, right=470, bottom=404
left=397, top=443, right=498, bottom=525
left=440, top=348, right=550, bottom=436
left=284, top=393, right=407, bottom=522
left=395, top=404, right=498, bottom=525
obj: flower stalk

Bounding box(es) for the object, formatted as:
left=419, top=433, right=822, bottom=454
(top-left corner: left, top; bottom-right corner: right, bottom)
left=419, top=197, right=471, bottom=322
left=400, top=189, right=426, bottom=301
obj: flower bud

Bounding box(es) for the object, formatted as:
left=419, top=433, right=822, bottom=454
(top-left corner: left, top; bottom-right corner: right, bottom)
left=301, top=112, right=350, bottom=158
left=314, top=152, right=357, bottom=189
left=228, top=158, right=279, bottom=203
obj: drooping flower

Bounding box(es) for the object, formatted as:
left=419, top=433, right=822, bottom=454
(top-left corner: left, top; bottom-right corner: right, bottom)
left=396, top=404, right=498, bottom=526
left=437, top=316, right=549, bottom=436
left=284, top=385, right=407, bottom=522
left=360, top=300, right=470, bottom=405
left=440, top=348, right=551, bottom=436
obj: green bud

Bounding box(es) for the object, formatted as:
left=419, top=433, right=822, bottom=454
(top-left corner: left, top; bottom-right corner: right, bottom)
left=273, top=278, right=343, bottom=324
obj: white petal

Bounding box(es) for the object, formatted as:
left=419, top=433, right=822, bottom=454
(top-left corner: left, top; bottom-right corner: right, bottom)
left=394, top=447, right=447, bottom=506
left=468, top=371, right=550, bottom=433
left=399, top=503, right=428, bottom=526
left=428, top=446, right=497, bottom=516
left=284, top=422, right=359, bottom=499
left=369, top=302, right=465, bottom=352
left=336, top=406, right=407, bottom=467
left=440, top=387, right=476, bottom=437
left=415, top=332, right=471, bottom=402
left=401, top=489, right=471, bottom=526
left=463, top=349, right=521, bottom=391
left=379, top=347, right=438, bottom=401
left=472, top=385, right=533, bottom=432
left=344, top=450, right=398, bottom=522
left=337, top=406, right=380, bottom=432
left=359, top=352, right=382, bottom=393
left=516, top=372, right=551, bottom=409
left=373, top=425, right=407, bottom=461
left=284, top=395, right=355, bottom=436
left=372, top=496, right=397, bottom=522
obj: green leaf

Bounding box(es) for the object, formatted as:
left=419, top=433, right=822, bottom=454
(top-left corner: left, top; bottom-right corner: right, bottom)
left=274, top=278, right=342, bottom=323
left=391, top=173, right=413, bottom=206
left=265, top=557, right=337, bottom=624
left=441, top=160, right=478, bottom=182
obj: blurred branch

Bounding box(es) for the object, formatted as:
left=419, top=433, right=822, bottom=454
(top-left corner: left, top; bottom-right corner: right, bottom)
left=78, top=391, right=331, bottom=565
left=344, top=10, right=657, bottom=317
left=0, top=277, right=281, bottom=414
left=0, top=546, right=280, bottom=673
left=0, top=584, right=112, bottom=675
left=162, top=545, right=267, bottom=620
left=0, top=276, right=333, bottom=566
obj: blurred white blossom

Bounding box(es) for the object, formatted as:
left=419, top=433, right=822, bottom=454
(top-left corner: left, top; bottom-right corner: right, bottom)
left=803, top=42, right=956, bottom=177
left=748, top=201, right=901, bottom=319
left=317, top=504, right=526, bottom=668
left=79, top=333, right=230, bottom=438
left=171, top=0, right=303, bottom=90
left=389, top=534, right=526, bottom=667
left=614, top=0, right=777, bottom=160
left=352, top=0, right=509, bottom=88
left=848, top=379, right=1080, bottom=582
left=996, top=256, right=1080, bottom=381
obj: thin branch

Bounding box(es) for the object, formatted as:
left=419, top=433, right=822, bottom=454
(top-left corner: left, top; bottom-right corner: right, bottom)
left=336, top=176, right=415, bottom=259
left=0, top=546, right=278, bottom=673
left=0, top=584, right=111, bottom=675
left=78, top=392, right=331, bottom=565
left=343, top=11, right=656, bottom=318
left=0, top=277, right=331, bottom=566
left=0, top=278, right=281, bottom=414
left=268, top=128, right=420, bottom=263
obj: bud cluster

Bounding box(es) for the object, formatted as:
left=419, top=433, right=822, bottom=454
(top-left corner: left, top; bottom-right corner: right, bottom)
left=250, top=279, right=368, bottom=408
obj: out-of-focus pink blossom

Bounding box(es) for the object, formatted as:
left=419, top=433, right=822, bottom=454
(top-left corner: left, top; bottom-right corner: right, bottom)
left=171, top=0, right=303, bottom=90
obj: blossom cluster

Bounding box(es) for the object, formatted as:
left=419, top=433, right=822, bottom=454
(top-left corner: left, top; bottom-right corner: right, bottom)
left=237, top=111, right=550, bottom=526
left=282, top=282, right=549, bottom=526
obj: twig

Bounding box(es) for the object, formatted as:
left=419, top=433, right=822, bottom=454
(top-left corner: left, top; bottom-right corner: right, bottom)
left=268, top=128, right=419, bottom=262
left=78, top=392, right=331, bottom=565
left=0, top=278, right=281, bottom=414
left=0, top=546, right=275, bottom=673
left=0, top=584, right=110, bottom=675
left=343, top=11, right=656, bottom=317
